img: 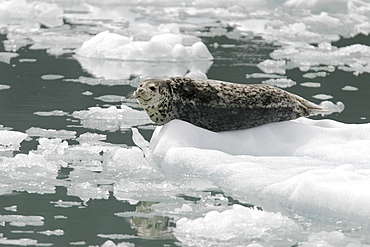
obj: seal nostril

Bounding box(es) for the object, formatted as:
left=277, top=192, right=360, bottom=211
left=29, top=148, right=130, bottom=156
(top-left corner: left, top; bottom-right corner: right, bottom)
left=138, top=88, right=144, bottom=93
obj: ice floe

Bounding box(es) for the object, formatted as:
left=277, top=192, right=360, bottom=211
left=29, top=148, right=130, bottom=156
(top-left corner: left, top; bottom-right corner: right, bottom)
left=71, top=105, right=152, bottom=131
left=150, top=118, right=370, bottom=222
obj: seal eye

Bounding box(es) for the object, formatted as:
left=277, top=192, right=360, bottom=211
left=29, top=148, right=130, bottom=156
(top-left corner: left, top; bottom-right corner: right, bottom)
left=149, top=86, right=156, bottom=91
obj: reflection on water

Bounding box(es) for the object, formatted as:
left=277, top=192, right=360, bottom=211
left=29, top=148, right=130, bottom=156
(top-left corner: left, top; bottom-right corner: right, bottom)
left=130, top=202, right=174, bottom=240
left=75, top=55, right=213, bottom=80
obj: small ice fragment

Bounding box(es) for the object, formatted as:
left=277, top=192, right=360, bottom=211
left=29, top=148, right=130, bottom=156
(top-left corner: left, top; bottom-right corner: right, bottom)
left=54, top=215, right=67, bottom=220
left=0, top=85, right=10, bottom=90
left=101, top=240, right=135, bottom=247
left=34, top=110, right=68, bottom=116
left=174, top=204, right=298, bottom=243
left=38, top=229, right=64, bottom=236
left=0, top=130, right=28, bottom=147
left=4, top=205, right=17, bottom=212
left=246, top=73, right=285, bottom=79
left=41, top=74, right=64, bottom=80
left=257, top=59, right=286, bottom=75
left=76, top=132, right=107, bottom=143
left=262, top=78, right=296, bottom=88
left=0, top=238, right=51, bottom=246
left=184, top=70, right=208, bottom=80
left=303, top=72, right=328, bottom=78
left=0, top=52, right=19, bottom=64
left=82, top=91, right=93, bottom=96
left=19, top=58, right=37, bottom=63
left=25, top=127, right=76, bottom=140
left=70, top=241, right=86, bottom=246
left=0, top=215, right=44, bottom=227
left=342, top=85, right=358, bottom=91
left=301, top=82, right=321, bottom=88
left=97, top=234, right=139, bottom=239
left=300, top=231, right=361, bottom=246
left=361, top=117, right=367, bottom=120
left=312, top=94, right=333, bottom=100
left=95, top=95, right=126, bottom=103
left=319, top=101, right=345, bottom=113
left=50, top=200, right=82, bottom=208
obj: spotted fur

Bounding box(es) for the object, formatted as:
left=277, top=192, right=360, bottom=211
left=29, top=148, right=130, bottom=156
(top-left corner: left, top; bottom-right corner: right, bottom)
left=134, top=77, right=325, bottom=132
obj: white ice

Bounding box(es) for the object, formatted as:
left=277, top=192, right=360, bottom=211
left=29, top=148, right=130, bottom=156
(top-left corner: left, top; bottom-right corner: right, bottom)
left=0, top=52, right=18, bottom=64
left=25, top=127, right=76, bottom=140
left=0, top=85, right=10, bottom=90
left=77, top=30, right=213, bottom=61
left=71, top=105, right=152, bottom=131
left=150, top=119, right=370, bottom=222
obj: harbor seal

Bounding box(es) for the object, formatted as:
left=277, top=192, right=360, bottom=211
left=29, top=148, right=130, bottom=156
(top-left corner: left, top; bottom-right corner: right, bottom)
left=134, top=77, right=326, bottom=132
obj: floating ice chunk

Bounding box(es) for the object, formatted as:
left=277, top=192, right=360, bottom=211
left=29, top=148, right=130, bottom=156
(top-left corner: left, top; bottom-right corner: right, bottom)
left=70, top=241, right=86, bottom=246
left=0, top=237, right=52, bottom=246
left=174, top=204, right=298, bottom=245
left=50, top=200, right=82, bottom=208
left=262, top=78, right=296, bottom=88
left=0, top=215, right=44, bottom=227
left=77, top=31, right=213, bottom=61
left=300, top=82, right=321, bottom=88
left=184, top=69, right=208, bottom=79
left=246, top=73, right=285, bottom=79
left=95, top=95, right=126, bottom=103
left=34, top=110, right=68, bottom=116
left=26, top=127, right=76, bottom=140
left=299, top=231, right=368, bottom=247
left=303, top=72, right=328, bottom=78
left=257, top=59, right=287, bottom=75
left=37, top=5, right=63, bottom=28
left=312, top=94, right=333, bottom=100
left=65, top=76, right=130, bottom=86
left=0, top=52, right=19, bottom=64
left=284, top=0, right=354, bottom=13
left=4, top=205, right=17, bottom=212
left=342, top=85, right=359, bottom=91
left=0, top=130, right=27, bottom=148
left=0, top=84, right=10, bottom=90
left=97, top=234, right=139, bottom=240
left=71, top=105, right=152, bottom=131
left=101, top=240, right=135, bottom=247
left=319, top=101, right=345, bottom=113
left=19, top=58, right=37, bottom=63
left=76, top=133, right=107, bottom=143
left=82, top=91, right=93, bottom=96
left=38, top=229, right=64, bottom=236
left=41, top=74, right=65, bottom=80
left=68, top=182, right=109, bottom=202
left=266, top=44, right=370, bottom=76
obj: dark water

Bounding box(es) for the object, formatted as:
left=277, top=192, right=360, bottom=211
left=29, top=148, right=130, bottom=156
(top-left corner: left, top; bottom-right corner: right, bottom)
left=0, top=31, right=369, bottom=247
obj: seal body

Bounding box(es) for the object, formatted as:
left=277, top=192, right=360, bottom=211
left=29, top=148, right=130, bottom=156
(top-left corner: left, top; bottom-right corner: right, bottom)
left=134, top=77, right=325, bottom=132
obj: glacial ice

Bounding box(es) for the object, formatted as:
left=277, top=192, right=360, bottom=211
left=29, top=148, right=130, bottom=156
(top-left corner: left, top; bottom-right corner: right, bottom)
left=150, top=119, right=370, bottom=221
left=0, top=84, right=10, bottom=90
left=0, top=52, right=18, bottom=64
left=71, top=105, right=152, bottom=131
left=77, top=30, right=213, bottom=61
left=174, top=204, right=298, bottom=245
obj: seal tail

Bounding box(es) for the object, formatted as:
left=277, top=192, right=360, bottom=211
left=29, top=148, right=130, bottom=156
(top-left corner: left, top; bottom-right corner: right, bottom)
left=288, top=92, right=331, bottom=116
